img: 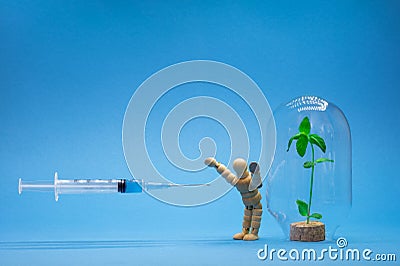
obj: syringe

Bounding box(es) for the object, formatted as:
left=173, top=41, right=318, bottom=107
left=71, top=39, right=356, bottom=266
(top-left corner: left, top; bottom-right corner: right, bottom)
left=19, top=172, right=207, bottom=201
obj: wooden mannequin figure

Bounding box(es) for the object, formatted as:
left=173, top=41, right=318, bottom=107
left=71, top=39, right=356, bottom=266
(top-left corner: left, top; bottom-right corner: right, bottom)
left=204, top=157, right=263, bottom=241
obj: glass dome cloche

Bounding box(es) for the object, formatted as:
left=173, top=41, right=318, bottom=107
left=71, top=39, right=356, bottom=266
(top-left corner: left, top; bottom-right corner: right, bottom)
left=266, top=96, right=351, bottom=241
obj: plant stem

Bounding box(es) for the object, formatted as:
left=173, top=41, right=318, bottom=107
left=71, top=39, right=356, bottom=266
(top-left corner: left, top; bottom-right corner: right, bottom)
left=307, top=144, right=315, bottom=224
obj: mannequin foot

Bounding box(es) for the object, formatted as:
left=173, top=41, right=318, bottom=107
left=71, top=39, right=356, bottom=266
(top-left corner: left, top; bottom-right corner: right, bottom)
left=233, top=232, right=246, bottom=240
left=243, top=233, right=259, bottom=241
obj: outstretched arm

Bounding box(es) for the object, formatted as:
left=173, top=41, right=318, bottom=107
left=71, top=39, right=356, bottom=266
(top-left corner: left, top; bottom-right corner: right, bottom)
left=204, top=157, right=239, bottom=186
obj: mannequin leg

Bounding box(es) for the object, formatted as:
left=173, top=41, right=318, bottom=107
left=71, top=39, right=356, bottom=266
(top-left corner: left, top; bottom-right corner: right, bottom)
left=243, top=203, right=262, bottom=241
left=233, top=207, right=252, bottom=240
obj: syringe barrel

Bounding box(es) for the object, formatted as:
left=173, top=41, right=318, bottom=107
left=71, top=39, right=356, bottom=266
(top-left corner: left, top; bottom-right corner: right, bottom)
left=55, top=179, right=120, bottom=194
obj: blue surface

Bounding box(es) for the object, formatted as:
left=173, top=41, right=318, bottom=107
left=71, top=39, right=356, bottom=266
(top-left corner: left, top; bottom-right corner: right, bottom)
left=1, top=1, right=399, bottom=265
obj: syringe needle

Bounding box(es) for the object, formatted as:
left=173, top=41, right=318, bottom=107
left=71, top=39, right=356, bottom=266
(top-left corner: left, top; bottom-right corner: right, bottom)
left=168, top=183, right=210, bottom=187
left=141, top=181, right=209, bottom=191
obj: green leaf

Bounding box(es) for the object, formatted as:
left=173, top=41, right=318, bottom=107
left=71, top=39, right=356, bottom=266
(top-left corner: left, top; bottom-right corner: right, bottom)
left=299, top=117, right=311, bottom=135
left=296, top=199, right=308, bottom=217
left=310, top=213, right=322, bottom=219
left=309, top=134, right=326, bottom=153
left=316, top=158, right=334, bottom=164
left=287, top=133, right=301, bottom=152
left=296, top=134, right=308, bottom=157
left=303, top=161, right=315, bottom=168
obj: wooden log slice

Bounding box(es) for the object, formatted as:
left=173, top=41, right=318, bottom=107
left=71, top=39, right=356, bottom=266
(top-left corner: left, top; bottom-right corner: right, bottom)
left=290, top=221, right=325, bottom=242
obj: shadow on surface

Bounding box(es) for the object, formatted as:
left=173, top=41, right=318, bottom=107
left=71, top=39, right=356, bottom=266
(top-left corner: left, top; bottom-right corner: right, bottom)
left=0, top=239, right=242, bottom=250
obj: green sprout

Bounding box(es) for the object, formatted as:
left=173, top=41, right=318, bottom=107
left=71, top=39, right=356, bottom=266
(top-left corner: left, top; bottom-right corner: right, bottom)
left=287, top=117, right=334, bottom=224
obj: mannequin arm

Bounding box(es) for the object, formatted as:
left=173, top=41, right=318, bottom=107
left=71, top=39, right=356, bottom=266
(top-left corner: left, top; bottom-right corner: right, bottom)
left=204, top=157, right=239, bottom=185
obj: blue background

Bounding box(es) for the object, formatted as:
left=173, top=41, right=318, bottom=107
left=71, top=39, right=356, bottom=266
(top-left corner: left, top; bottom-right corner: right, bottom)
left=1, top=1, right=399, bottom=265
